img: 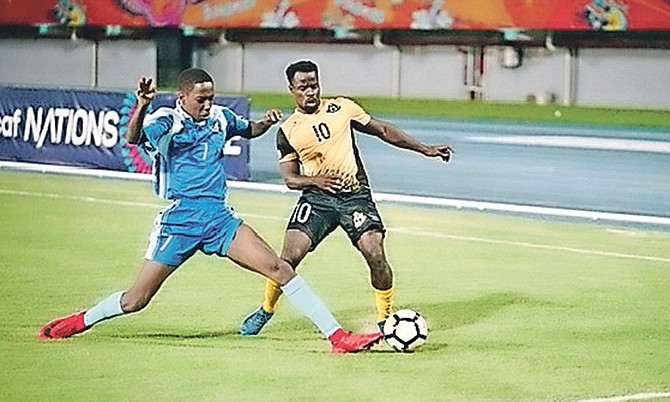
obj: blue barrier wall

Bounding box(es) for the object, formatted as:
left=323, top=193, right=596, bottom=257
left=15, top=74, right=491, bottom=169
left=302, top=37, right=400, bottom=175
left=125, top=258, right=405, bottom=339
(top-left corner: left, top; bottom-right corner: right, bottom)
left=0, top=86, right=251, bottom=180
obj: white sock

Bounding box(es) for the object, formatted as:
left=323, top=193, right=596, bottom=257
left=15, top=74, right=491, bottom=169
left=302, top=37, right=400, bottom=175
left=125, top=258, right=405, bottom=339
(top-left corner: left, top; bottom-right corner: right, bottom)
left=281, top=275, right=340, bottom=337
left=83, top=291, right=125, bottom=327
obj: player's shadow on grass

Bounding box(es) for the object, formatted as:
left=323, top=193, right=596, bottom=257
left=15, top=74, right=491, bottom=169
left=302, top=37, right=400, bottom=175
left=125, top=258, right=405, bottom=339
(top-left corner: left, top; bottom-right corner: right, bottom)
left=142, top=330, right=238, bottom=339
left=105, top=328, right=328, bottom=352
left=106, top=329, right=240, bottom=347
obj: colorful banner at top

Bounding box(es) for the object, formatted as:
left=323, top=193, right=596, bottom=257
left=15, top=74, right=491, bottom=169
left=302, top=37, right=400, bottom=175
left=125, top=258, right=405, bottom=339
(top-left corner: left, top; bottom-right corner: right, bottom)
left=1, top=0, right=669, bottom=31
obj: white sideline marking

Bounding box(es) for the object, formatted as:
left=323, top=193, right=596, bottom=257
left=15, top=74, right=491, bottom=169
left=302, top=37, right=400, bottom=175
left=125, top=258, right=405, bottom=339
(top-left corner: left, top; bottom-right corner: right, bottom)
left=2, top=161, right=669, bottom=227
left=0, top=161, right=154, bottom=181
left=390, top=228, right=670, bottom=264
left=606, top=229, right=647, bottom=237
left=468, top=135, right=670, bottom=154
left=1, top=189, right=668, bottom=264
left=575, top=392, right=670, bottom=402
left=0, top=189, right=161, bottom=209
left=373, top=193, right=670, bottom=227
left=0, top=189, right=285, bottom=222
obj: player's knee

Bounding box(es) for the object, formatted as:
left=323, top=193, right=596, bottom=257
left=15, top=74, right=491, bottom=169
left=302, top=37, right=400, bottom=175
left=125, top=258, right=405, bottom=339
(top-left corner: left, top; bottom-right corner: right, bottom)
left=280, top=244, right=308, bottom=269
left=269, top=259, right=295, bottom=285
left=358, top=233, right=385, bottom=264
left=120, top=291, right=152, bottom=313
left=363, top=248, right=387, bottom=271
left=281, top=253, right=301, bottom=269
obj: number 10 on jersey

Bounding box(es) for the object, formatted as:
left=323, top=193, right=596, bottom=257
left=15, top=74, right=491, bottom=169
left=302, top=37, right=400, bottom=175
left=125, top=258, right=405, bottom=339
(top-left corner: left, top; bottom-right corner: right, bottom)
left=312, top=123, right=331, bottom=142
left=290, top=202, right=312, bottom=224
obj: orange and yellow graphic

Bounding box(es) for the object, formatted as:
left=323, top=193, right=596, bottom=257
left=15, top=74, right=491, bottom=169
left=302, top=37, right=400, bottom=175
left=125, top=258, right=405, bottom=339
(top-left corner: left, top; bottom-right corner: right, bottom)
left=0, top=0, right=668, bottom=30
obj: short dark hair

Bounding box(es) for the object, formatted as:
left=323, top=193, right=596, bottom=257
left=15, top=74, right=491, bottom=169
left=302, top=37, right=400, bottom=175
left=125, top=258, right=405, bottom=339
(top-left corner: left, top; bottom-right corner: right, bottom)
left=285, top=60, right=319, bottom=85
left=178, top=68, right=213, bottom=93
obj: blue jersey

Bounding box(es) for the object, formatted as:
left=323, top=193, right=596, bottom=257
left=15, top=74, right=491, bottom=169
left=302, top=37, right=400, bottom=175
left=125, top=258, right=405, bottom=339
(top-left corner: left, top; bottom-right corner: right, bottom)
left=140, top=103, right=251, bottom=201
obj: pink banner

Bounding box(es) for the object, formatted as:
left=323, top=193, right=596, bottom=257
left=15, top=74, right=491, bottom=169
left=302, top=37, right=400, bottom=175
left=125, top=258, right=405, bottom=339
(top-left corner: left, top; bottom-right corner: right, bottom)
left=1, top=0, right=669, bottom=30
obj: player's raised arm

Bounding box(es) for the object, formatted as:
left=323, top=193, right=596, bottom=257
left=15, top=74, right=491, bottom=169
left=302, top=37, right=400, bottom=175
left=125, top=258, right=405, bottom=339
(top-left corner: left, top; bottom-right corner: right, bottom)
left=127, top=76, right=156, bottom=144
left=248, top=109, right=283, bottom=138
left=353, top=117, right=454, bottom=163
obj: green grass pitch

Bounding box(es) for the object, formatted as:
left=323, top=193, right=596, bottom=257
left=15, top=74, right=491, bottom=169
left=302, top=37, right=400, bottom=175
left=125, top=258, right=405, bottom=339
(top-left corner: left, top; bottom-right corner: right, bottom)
left=1, top=171, right=669, bottom=401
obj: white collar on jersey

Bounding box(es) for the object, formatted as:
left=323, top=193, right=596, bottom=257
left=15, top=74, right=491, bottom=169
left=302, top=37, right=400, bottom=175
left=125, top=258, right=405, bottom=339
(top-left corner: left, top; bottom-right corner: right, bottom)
left=175, top=99, right=209, bottom=126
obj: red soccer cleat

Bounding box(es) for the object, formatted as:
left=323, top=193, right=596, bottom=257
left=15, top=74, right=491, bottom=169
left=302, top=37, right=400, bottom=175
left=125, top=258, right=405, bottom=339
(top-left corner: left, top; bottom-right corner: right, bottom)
left=39, top=311, right=89, bottom=339
left=329, top=329, right=383, bottom=354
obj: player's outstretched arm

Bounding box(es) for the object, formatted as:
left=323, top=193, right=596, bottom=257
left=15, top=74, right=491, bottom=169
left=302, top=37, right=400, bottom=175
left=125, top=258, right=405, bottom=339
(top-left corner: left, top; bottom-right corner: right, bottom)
left=127, top=76, right=156, bottom=145
left=249, top=109, right=283, bottom=138
left=355, top=117, right=453, bottom=163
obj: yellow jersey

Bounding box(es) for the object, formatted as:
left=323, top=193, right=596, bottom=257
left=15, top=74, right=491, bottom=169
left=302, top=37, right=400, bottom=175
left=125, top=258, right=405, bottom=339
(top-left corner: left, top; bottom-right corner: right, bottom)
left=276, top=97, right=372, bottom=191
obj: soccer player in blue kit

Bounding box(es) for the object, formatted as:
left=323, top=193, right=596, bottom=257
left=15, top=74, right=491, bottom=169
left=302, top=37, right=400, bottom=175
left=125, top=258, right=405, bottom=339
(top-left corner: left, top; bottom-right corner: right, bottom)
left=39, top=68, right=382, bottom=353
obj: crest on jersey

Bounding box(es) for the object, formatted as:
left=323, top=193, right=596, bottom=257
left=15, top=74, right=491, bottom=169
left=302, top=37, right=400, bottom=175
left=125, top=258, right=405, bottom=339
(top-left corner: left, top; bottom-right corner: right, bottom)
left=211, top=120, right=221, bottom=133
left=326, top=103, right=341, bottom=113
left=352, top=211, right=367, bottom=228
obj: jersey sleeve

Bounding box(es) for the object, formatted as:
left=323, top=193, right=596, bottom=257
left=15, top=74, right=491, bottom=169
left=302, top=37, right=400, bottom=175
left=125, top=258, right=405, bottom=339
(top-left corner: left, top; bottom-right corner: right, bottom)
left=141, top=114, right=174, bottom=155
left=343, top=98, right=371, bottom=126
left=276, top=127, right=298, bottom=163
left=220, top=107, right=251, bottom=140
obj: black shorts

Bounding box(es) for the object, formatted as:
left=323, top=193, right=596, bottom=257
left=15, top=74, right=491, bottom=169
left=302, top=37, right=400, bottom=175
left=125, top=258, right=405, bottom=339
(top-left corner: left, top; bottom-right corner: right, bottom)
left=287, top=187, right=385, bottom=251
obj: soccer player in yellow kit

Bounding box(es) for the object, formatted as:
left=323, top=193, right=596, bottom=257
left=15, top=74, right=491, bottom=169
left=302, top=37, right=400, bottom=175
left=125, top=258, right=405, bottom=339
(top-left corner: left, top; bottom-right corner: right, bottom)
left=241, top=60, right=453, bottom=335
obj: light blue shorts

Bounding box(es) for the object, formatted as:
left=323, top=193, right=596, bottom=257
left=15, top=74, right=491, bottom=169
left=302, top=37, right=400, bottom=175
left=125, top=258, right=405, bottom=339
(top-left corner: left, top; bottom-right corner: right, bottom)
left=144, top=198, right=242, bottom=267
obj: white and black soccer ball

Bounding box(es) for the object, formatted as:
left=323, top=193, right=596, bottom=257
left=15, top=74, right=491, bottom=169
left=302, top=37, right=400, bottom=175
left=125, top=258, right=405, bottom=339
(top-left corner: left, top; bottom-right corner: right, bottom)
left=382, top=309, right=428, bottom=352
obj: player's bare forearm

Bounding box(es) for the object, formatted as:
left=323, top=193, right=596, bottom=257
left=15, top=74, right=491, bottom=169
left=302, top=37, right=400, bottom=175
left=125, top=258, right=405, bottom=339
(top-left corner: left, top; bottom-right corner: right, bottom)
left=127, top=103, right=150, bottom=144
left=381, top=124, right=430, bottom=154
left=284, top=174, right=343, bottom=193
left=365, top=117, right=429, bottom=153
left=250, top=109, right=283, bottom=138
left=280, top=161, right=342, bottom=193
left=360, top=117, right=453, bottom=163
left=283, top=173, right=314, bottom=190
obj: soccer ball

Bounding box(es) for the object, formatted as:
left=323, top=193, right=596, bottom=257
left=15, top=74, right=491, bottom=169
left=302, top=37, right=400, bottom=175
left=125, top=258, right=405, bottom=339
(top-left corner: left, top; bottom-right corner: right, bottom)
left=382, top=309, right=428, bottom=352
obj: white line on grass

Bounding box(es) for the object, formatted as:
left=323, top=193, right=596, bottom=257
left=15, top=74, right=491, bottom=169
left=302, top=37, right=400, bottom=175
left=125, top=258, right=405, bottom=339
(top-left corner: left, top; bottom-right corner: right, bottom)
left=575, top=392, right=670, bottom=402
left=0, top=189, right=286, bottom=221
left=0, top=189, right=160, bottom=209
left=373, top=193, right=670, bottom=227
left=2, top=189, right=669, bottom=264
left=390, top=227, right=670, bottom=264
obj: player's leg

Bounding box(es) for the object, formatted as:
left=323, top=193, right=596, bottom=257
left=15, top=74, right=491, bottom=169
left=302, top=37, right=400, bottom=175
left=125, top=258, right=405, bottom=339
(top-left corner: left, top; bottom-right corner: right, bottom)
left=40, top=203, right=194, bottom=340
left=239, top=229, right=311, bottom=335
left=340, top=189, right=395, bottom=329
left=281, top=229, right=313, bottom=268
left=86, top=259, right=175, bottom=324
left=357, top=230, right=393, bottom=290
left=240, top=194, right=336, bottom=335
left=39, top=260, right=175, bottom=339
left=118, top=260, right=175, bottom=313
left=228, top=223, right=333, bottom=331
left=262, top=229, right=313, bottom=311
left=228, top=223, right=381, bottom=352
left=239, top=228, right=313, bottom=335
left=356, top=229, right=395, bottom=328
